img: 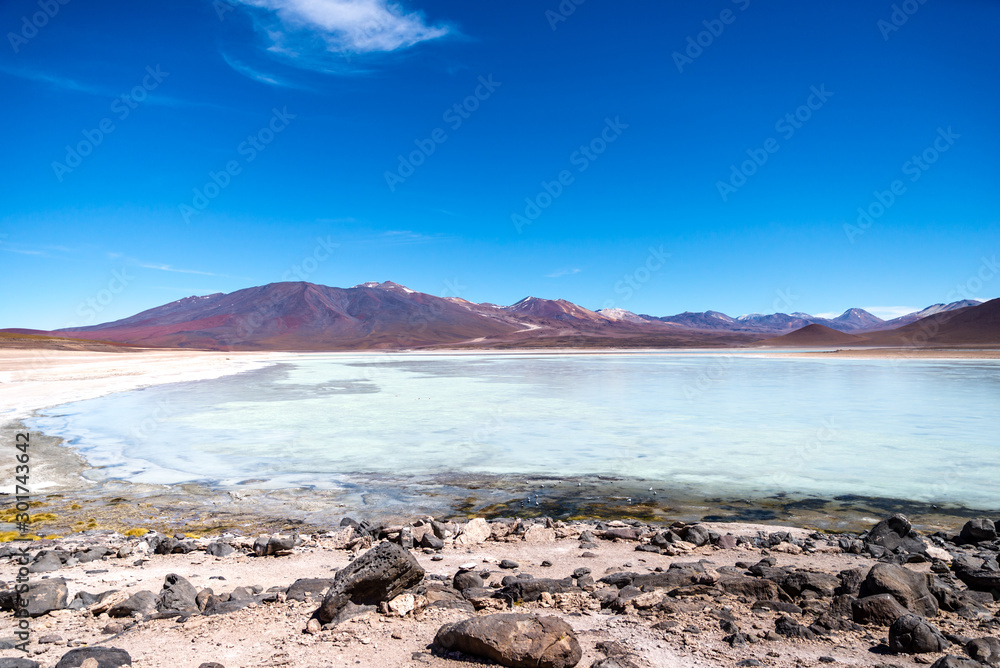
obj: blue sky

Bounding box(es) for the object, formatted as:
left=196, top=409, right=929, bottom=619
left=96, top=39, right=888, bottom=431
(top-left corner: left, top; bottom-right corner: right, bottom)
left=1, top=0, right=998, bottom=330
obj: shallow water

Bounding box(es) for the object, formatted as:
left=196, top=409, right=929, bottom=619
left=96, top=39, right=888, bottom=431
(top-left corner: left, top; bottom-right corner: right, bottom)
left=27, top=352, right=1000, bottom=510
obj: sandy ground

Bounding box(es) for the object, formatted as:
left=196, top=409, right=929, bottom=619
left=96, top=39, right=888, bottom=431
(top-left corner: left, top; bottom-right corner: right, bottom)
left=0, top=523, right=937, bottom=668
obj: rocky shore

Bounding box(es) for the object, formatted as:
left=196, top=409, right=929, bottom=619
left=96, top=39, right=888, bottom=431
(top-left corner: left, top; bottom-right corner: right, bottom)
left=1, top=513, right=999, bottom=667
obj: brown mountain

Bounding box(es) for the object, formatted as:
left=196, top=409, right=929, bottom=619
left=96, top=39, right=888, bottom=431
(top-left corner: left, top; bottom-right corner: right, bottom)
left=758, top=299, right=1000, bottom=348
left=757, top=324, right=866, bottom=347
left=863, top=297, right=1000, bottom=346
left=47, top=282, right=523, bottom=350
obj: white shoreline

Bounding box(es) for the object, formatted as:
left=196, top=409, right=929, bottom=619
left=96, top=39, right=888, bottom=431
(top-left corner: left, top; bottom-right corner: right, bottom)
left=0, top=348, right=279, bottom=423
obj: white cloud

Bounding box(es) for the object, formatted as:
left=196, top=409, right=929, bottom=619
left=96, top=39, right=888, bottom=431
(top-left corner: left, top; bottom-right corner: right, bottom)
left=231, top=0, right=450, bottom=60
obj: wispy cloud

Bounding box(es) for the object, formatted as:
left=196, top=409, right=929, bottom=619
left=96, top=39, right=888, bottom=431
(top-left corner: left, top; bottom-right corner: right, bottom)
left=0, top=65, right=108, bottom=96
left=0, top=247, right=45, bottom=256
left=135, top=262, right=248, bottom=280
left=0, top=65, right=217, bottom=109
left=221, top=51, right=306, bottom=89
left=545, top=268, right=581, bottom=279
left=225, top=0, right=452, bottom=79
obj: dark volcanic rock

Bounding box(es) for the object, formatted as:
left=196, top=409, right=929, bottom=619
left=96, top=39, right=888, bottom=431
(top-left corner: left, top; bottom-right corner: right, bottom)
left=286, top=578, right=334, bottom=602
left=108, top=591, right=157, bottom=618
left=780, top=570, right=840, bottom=598
left=317, top=542, right=424, bottom=624
left=960, top=519, right=998, bottom=544
left=718, top=576, right=782, bottom=601
left=23, top=578, right=68, bottom=617
left=865, top=514, right=927, bottom=554
left=0, top=658, right=41, bottom=668
left=930, top=657, right=988, bottom=668
left=860, top=563, right=938, bottom=617
left=206, top=542, right=235, bottom=557
left=29, top=551, right=64, bottom=573
left=158, top=573, right=198, bottom=612
left=453, top=571, right=484, bottom=592
left=498, top=578, right=576, bottom=603
left=853, top=594, right=912, bottom=626
left=967, top=638, right=1000, bottom=667
left=774, top=615, right=816, bottom=640
left=889, top=614, right=950, bottom=654
left=54, top=647, right=132, bottom=667
left=434, top=613, right=582, bottom=668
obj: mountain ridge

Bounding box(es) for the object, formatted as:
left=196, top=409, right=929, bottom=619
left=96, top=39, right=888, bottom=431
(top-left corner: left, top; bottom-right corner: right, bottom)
left=2, top=281, right=995, bottom=351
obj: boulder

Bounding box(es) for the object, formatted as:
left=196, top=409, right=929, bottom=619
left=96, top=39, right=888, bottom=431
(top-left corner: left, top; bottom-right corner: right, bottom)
left=717, top=576, right=782, bottom=601
left=0, top=658, right=41, bottom=668
left=29, top=551, right=64, bottom=573
left=960, top=519, right=998, bottom=544
left=930, top=658, right=988, bottom=668
left=889, top=614, right=950, bottom=654
left=860, top=563, right=938, bottom=617
left=853, top=594, right=911, bottom=626
left=455, top=518, right=491, bottom=545
left=967, top=638, right=1000, bottom=667
left=774, top=615, right=816, bottom=640
left=865, top=514, right=927, bottom=554
left=453, top=571, right=484, bottom=592
left=434, top=613, right=582, bottom=668
left=285, top=578, right=334, bottom=602
left=108, top=591, right=157, bottom=618
left=54, top=647, right=132, bottom=667
left=497, top=578, right=577, bottom=603
left=23, top=578, right=68, bottom=617
left=206, top=542, right=235, bottom=557
left=316, top=542, right=424, bottom=624
left=780, top=571, right=840, bottom=599
left=158, top=574, right=198, bottom=613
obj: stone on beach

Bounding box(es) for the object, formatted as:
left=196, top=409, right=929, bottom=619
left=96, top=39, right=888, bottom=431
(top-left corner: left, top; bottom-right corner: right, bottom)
left=859, top=563, right=938, bottom=617
left=888, top=614, right=950, bottom=654
left=53, top=647, right=132, bottom=667
left=316, top=541, right=424, bottom=624
left=434, top=612, right=582, bottom=668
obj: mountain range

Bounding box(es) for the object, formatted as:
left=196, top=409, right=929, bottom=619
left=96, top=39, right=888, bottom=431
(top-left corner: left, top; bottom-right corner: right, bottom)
left=1, top=281, right=995, bottom=351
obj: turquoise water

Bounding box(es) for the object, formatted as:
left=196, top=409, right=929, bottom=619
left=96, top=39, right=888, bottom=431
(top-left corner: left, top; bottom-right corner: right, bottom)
left=28, top=353, right=1000, bottom=508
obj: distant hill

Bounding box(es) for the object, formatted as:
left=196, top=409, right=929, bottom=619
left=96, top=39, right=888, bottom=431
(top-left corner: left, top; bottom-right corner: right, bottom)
left=758, top=299, right=1000, bottom=349
left=864, top=298, right=1000, bottom=346
left=757, top=324, right=867, bottom=347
